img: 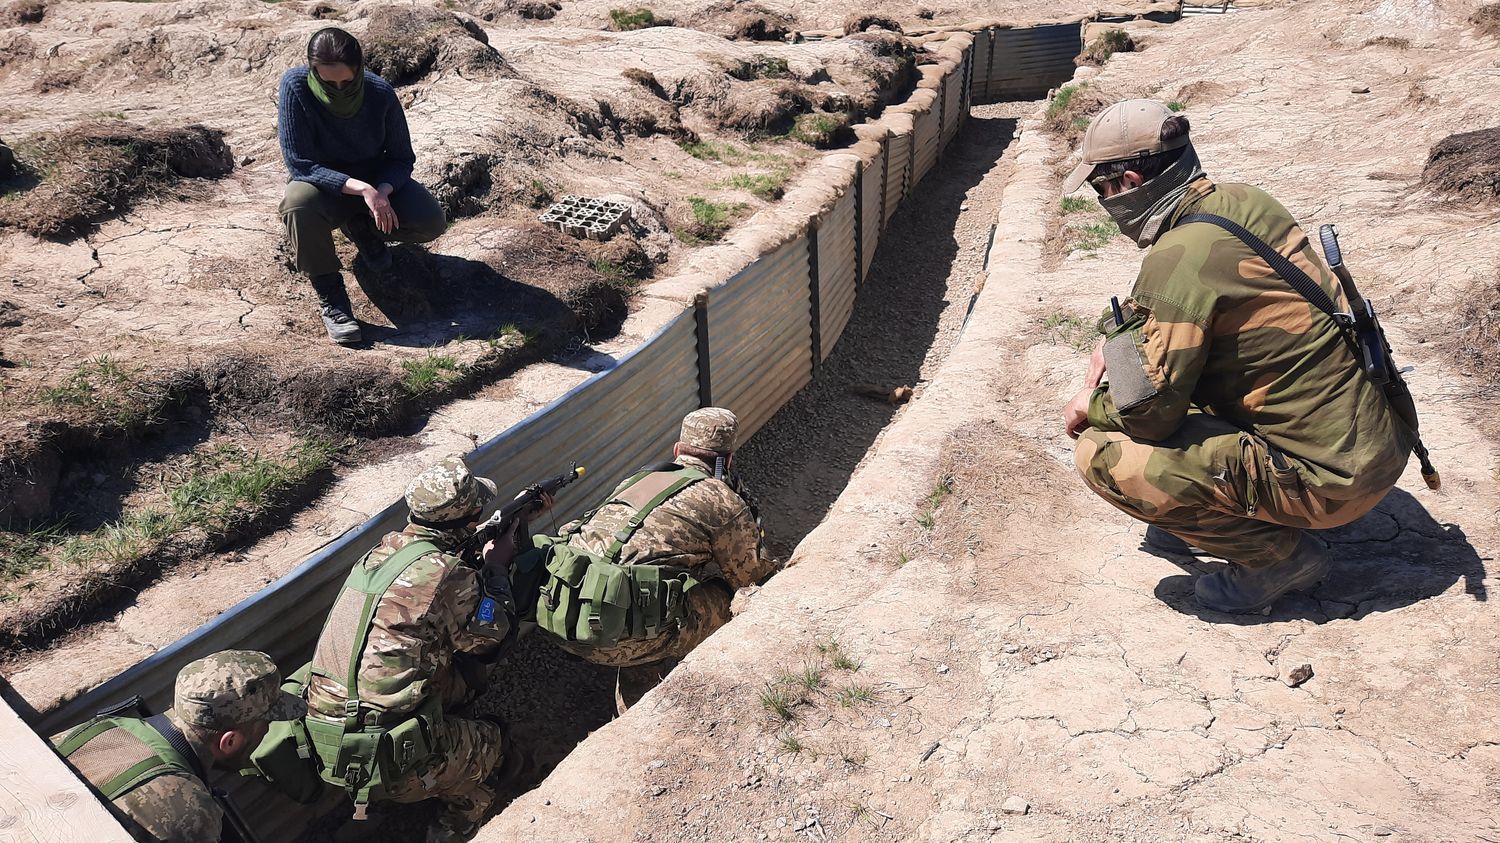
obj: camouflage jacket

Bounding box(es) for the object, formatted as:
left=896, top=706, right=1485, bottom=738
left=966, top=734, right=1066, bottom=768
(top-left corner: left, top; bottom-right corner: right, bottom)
left=562, top=455, right=771, bottom=587
left=1087, top=178, right=1411, bottom=499
left=306, top=524, right=508, bottom=720
left=51, top=711, right=221, bottom=843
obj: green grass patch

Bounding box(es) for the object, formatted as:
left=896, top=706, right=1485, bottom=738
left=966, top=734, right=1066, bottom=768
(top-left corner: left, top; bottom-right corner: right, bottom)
left=796, top=659, right=824, bottom=693
left=681, top=140, right=739, bottom=161
left=400, top=350, right=462, bottom=395
left=723, top=170, right=787, bottom=201
left=608, top=7, right=658, bottom=30
left=1166, top=100, right=1186, bottom=112
left=778, top=732, right=808, bottom=756
left=1060, top=196, right=1094, bottom=214
left=1046, top=83, right=1087, bottom=121
left=836, top=684, right=876, bottom=707
left=35, top=355, right=165, bottom=428
left=749, top=55, right=791, bottom=79
left=1041, top=312, right=1097, bottom=352
left=760, top=681, right=797, bottom=722
left=916, top=474, right=953, bottom=530
left=675, top=196, right=744, bottom=244
left=7, top=438, right=338, bottom=591
left=816, top=638, right=862, bottom=672
left=789, top=112, right=852, bottom=148
left=1066, top=218, right=1121, bottom=254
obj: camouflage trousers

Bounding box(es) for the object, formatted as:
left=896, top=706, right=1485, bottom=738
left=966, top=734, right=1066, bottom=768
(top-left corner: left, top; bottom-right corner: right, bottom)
left=559, top=580, right=733, bottom=669
left=1075, top=414, right=1389, bottom=567
left=382, top=716, right=503, bottom=827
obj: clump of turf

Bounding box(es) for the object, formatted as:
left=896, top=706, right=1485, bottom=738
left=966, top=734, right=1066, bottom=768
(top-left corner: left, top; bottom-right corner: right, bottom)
left=0, top=122, right=233, bottom=239
left=789, top=111, right=853, bottom=148
left=844, top=13, right=902, bottom=34
left=609, top=7, right=669, bottom=31
left=362, top=6, right=510, bottom=86
left=1077, top=29, right=1135, bottom=66
left=1422, top=127, right=1500, bottom=206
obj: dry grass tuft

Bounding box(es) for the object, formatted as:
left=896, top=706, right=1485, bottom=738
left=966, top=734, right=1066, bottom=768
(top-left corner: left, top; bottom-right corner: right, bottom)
left=33, top=66, right=83, bottom=94
left=0, top=122, right=233, bottom=239
left=1444, top=274, right=1500, bottom=384
left=1421, top=126, right=1500, bottom=206
left=844, top=13, right=902, bottom=35
left=363, top=6, right=510, bottom=86
left=1362, top=35, right=1412, bottom=49
left=727, top=10, right=793, bottom=41
left=1471, top=3, right=1500, bottom=38
left=712, top=80, right=811, bottom=133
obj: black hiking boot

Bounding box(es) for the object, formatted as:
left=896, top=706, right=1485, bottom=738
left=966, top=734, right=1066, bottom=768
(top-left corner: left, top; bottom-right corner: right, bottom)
left=1194, top=534, right=1331, bottom=615
left=310, top=272, right=363, bottom=345
left=1144, top=525, right=1196, bottom=555
left=345, top=215, right=392, bottom=273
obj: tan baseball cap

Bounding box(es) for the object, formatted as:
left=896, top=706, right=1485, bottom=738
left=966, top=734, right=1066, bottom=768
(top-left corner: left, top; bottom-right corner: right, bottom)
left=1061, top=99, right=1189, bottom=194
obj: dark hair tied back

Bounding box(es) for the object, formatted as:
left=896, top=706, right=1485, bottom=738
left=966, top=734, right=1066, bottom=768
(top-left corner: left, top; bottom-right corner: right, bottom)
left=307, top=27, right=362, bottom=68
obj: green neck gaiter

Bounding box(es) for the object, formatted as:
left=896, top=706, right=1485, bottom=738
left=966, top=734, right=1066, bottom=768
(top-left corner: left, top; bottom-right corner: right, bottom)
left=306, top=67, right=365, bottom=120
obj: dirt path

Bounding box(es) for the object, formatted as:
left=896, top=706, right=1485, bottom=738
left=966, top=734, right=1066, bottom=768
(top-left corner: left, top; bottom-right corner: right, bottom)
left=739, top=100, right=1033, bottom=560
left=473, top=3, right=1500, bottom=840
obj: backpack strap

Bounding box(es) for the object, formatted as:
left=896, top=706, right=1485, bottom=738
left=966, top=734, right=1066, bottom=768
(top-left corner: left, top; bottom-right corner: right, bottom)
left=601, top=468, right=708, bottom=562
left=307, top=538, right=441, bottom=818
left=144, top=714, right=208, bottom=782
left=1177, top=213, right=1346, bottom=322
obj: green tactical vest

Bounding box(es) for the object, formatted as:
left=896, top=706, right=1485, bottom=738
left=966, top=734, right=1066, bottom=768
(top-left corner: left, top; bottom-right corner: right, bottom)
left=532, top=467, right=706, bottom=647
left=304, top=539, right=448, bottom=819
left=55, top=715, right=200, bottom=803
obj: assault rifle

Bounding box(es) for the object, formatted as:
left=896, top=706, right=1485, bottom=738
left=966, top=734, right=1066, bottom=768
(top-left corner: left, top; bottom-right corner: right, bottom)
left=465, top=463, right=586, bottom=551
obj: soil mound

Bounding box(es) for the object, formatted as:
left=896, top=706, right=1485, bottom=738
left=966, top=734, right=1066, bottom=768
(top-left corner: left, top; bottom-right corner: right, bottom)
left=1, top=0, right=44, bottom=25
left=362, top=6, right=512, bottom=86
left=1421, top=126, right=1500, bottom=205
left=0, top=122, right=233, bottom=238
left=1078, top=28, right=1135, bottom=66
left=844, top=13, right=902, bottom=34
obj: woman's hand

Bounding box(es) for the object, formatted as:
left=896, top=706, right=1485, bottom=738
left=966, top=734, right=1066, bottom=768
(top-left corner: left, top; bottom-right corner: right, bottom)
left=363, top=184, right=399, bottom=234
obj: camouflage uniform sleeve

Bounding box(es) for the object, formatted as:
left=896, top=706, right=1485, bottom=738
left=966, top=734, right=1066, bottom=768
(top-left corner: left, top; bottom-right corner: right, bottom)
left=114, top=773, right=222, bottom=843
left=711, top=498, right=773, bottom=589
left=1086, top=239, right=1218, bottom=442
left=436, top=559, right=509, bottom=659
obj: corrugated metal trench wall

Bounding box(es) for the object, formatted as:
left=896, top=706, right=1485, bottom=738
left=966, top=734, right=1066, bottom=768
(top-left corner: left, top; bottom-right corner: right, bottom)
left=27, top=18, right=1084, bottom=835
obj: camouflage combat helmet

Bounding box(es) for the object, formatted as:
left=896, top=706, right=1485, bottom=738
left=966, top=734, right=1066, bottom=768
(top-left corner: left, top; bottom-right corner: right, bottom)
left=405, top=455, right=497, bottom=524
left=174, top=650, right=306, bottom=730
left=680, top=407, right=738, bottom=454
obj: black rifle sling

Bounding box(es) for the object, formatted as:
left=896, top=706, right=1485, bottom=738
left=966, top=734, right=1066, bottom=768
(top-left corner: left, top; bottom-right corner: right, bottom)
left=1177, top=213, right=1343, bottom=320
left=144, top=714, right=256, bottom=843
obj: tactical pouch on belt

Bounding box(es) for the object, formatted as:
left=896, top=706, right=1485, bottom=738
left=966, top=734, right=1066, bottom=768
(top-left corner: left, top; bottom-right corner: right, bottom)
left=533, top=467, right=705, bottom=647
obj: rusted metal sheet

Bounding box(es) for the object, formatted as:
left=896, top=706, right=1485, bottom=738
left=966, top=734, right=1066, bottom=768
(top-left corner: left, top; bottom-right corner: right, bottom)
left=706, top=236, right=813, bottom=440
left=817, top=188, right=858, bottom=359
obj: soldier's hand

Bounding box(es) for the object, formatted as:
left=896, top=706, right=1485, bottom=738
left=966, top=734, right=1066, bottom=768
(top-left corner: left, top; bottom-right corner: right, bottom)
left=482, top=534, right=517, bottom=572
left=1063, top=386, right=1093, bottom=440
left=526, top=491, right=556, bottom=522
left=1087, top=337, right=1107, bottom=388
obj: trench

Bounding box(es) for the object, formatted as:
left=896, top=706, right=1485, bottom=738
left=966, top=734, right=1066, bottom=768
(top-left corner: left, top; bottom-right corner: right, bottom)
left=281, top=99, right=1036, bottom=843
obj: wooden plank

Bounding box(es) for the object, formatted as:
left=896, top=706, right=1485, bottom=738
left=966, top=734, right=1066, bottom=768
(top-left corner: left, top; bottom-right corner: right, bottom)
left=0, top=699, right=132, bottom=843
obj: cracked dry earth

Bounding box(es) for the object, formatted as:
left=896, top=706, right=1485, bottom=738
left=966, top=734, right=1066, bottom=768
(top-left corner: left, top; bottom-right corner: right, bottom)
left=479, top=3, right=1499, bottom=841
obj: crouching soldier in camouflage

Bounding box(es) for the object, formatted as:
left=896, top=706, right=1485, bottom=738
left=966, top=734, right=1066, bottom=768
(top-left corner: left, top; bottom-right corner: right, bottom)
left=1060, top=100, right=1414, bottom=614
left=51, top=650, right=305, bottom=843
left=531, top=408, right=776, bottom=710
left=303, top=455, right=549, bottom=842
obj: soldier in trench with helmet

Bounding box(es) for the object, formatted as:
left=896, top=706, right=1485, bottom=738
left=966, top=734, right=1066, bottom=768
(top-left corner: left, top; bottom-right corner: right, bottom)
left=50, top=650, right=305, bottom=843
left=299, top=455, right=552, bottom=843
left=526, top=407, right=776, bottom=711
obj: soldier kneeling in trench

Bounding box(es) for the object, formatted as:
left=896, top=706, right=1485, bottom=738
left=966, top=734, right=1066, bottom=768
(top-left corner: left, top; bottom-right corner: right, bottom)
left=51, top=650, right=306, bottom=842
left=523, top=408, right=778, bottom=711
left=298, top=456, right=551, bottom=843
left=1060, top=100, right=1415, bottom=614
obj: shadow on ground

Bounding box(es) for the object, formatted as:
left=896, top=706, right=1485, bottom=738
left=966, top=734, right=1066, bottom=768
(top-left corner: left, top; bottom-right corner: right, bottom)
left=737, top=113, right=1021, bottom=559
left=1150, top=487, right=1488, bottom=624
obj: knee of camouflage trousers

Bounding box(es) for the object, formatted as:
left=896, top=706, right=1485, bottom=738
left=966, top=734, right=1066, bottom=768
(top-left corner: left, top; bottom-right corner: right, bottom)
left=1074, top=420, right=1394, bottom=568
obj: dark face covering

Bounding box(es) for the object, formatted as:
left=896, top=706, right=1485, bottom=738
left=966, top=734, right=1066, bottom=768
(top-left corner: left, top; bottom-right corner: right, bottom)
left=1097, top=144, right=1205, bottom=248
left=306, top=64, right=365, bottom=120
